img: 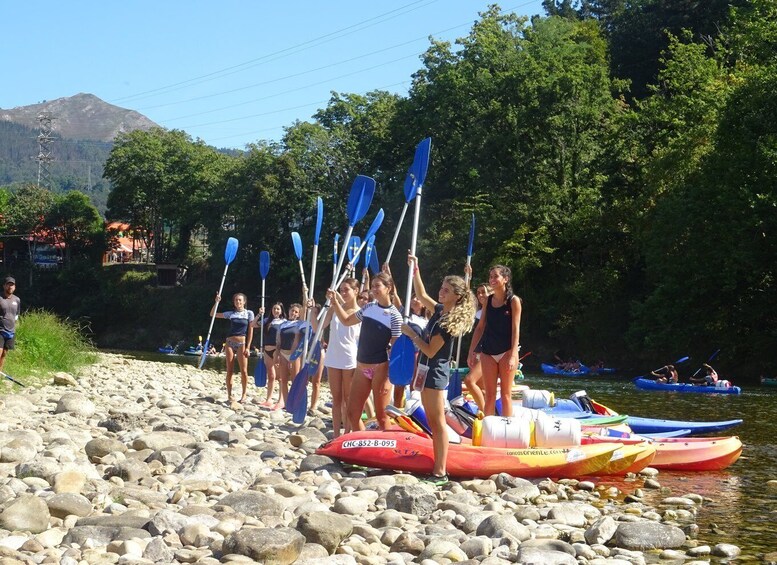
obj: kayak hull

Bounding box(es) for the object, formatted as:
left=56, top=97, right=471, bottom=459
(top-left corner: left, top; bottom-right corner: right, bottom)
left=541, top=363, right=591, bottom=377
left=317, top=430, right=620, bottom=479
left=584, top=435, right=742, bottom=471
left=625, top=416, right=743, bottom=435
left=633, top=377, right=742, bottom=395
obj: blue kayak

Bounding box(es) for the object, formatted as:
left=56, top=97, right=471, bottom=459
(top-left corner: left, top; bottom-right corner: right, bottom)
left=626, top=416, right=742, bottom=435
left=633, top=377, right=742, bottom=395
left=540, top=363, right=591, bottom=377
left=158, top=346, right=175, bottom=354
left=540, top=397, right=743, bottom=435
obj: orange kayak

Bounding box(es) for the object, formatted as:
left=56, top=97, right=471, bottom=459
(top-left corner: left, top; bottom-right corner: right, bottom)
left=317, top=430, right=621, bottom=479
left=583, top=435, right=742, bottom=471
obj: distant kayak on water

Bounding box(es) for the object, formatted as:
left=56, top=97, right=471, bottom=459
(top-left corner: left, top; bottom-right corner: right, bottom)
left=633, top=377, right=742, bottom=395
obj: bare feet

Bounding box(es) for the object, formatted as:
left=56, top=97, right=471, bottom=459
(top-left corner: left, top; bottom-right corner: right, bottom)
left=259, top=400, right=273, bottom=408
left=272, top=403, right=285, bottom=411
left=239, top=395, right=247, bottom=403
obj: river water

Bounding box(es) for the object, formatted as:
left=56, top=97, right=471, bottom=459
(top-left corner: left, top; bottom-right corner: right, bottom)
left=128, top=351, right=777, bottom=560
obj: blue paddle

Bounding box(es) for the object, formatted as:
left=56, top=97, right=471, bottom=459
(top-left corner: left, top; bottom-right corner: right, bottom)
left=254, top=250, right=271, bottom=387
left=200, top=237, right=239, bottom=369
left=347, top=236, right=361, bottom=277
left=301, top=197, right=324, bottom=365
left=287, top=340, right=322, bottom=423
left=0, top=370, right=25, bottom=387
left=649, top=356, right=690, bottom=376
left=386, top=137, right=432, bottom=265
left=362, top=235, right=375, bottom=289
left=449, top=213, right=476, bottom=401
left=390, top=138, right=432, bottom=386
left=692, top=349, right=720, bottom=378
left=332, top=234, right=340, bottom=284
left=291, top=231, right=308, bottom=291
left=290, top=177, right=375, bottom=423
left=336, top=209, right=385, bottom=289
left=369, top=242, right=380, bottom=275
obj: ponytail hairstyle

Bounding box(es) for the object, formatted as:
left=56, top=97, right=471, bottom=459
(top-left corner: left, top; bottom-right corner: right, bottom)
left=371, top=272, right=396, bottom=303
left=439, top=275, right=477, bottom=337
left=490, top=264, right=516, bottom=303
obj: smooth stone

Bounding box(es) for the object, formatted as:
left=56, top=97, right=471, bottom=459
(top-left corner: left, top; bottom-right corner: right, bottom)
left=0, top=493, right=51, bottom=533
left=46, top=493, right=92, bottom=518
left=295, top=511, right=353, bottom=554
left=222, top=527, right=305, bottom=564
left=615, top=522, right=685, bottom=550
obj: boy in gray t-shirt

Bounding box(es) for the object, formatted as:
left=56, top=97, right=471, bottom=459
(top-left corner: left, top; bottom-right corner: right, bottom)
left=0, top=276, right=20, bottom=372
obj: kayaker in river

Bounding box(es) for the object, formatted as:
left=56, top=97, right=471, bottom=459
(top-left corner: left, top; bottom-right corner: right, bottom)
left=651, top=364, right=678, bottom=384
left=467, top=265, right=522, bottom=417
left=210, top=292, right=254, bottom=404
left=690, top=363, right=719, bottom=386
left=401, top=252, right=475, bottom=485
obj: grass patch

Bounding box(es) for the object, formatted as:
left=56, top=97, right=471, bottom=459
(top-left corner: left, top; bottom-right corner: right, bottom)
left=3, top=309, right=97, bottom=386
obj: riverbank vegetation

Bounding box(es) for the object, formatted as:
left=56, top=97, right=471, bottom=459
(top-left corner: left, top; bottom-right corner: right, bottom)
left=2, top=310, right=96, bottom=385
left=3, top=2, right=776, bottom=377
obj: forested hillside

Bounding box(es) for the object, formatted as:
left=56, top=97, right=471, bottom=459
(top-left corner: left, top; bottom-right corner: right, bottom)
left=0, top=121, right=113, bottom=211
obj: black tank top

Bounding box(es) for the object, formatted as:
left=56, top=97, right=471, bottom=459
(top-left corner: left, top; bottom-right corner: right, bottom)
left=480, top=294, right=514, bottom=355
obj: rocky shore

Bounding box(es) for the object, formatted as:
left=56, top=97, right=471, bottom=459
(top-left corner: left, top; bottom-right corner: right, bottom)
left=0, top=353, right=742, bottom=564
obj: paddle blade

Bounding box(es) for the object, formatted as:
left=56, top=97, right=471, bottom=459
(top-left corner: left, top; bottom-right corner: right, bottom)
left=369, top=243, right=380, bottom=275
left=414, top=138, right=432, bottom=188
left=333, top=234, right=340, bottom=264
left=224, top=238, right=239, bottom=264
left=259, top=250, right=270, bottom=279
left=346, top=175, right=376, bottom=224
left=389, top=335, right=416, bottom=386
left=347, top=236, right=361, bottom=262
left=676, top=356, right=690, bottom=364
left=314, top=197, right=324, bottom=245
left=364, top=208, right=385, bottom=241
left=447, top=367, right=463, bottom=402
left=364, top=235, right=375, bottom=269
left=287, top=365, right=310, bottom=423
left=254, top=356, right=267, bottom=387
left=291, top=232, right=303, bottom=260
left=403, top=138, right=432, bottom=202
left=197, top=340, right=210, bottom=369
left=290, top=324, right=312, bottom=361
left=467, top=214, right=476, bottom=257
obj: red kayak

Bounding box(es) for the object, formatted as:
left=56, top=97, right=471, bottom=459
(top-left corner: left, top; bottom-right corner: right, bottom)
left=317, top=430, right=621, bottom=479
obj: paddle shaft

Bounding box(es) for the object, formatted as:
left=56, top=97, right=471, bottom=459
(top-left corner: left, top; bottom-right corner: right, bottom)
left=452, top=255, right=472, bottom=368
left=692, top=349, right=720, bottom=378
left=385, top=201, right=409, bottom=266
left=200, top=262, right=231, bottom=368
left=258, top=277, right=266, bottom=351
left=403, top=186, right=423, bottom=318
left=302, top=242, right=319, bottom=363
left=1, top=371, right=25, bottom=387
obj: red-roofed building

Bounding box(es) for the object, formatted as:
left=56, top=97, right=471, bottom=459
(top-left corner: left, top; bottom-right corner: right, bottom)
left=104, top=221, right=149, bottom=264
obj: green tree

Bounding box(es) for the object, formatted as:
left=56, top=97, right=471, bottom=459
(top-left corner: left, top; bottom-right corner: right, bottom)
left=46, top=191, right=104, bottom=263
left=104, top=128, right=230, bottom=263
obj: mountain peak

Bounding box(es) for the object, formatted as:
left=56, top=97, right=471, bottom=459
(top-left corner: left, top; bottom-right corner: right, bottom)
left=0, top=93, right=158, bottom=142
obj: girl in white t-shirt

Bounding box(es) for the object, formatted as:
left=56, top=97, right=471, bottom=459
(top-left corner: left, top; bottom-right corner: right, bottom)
left=321, top=278, right=361, bottom=437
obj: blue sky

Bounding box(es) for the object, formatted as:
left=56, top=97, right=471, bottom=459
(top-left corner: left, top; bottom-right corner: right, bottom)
left=3, top=1, right=545, bottom=149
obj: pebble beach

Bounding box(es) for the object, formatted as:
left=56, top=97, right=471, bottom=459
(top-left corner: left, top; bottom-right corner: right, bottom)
left=0, top=352, right=744, bottom=565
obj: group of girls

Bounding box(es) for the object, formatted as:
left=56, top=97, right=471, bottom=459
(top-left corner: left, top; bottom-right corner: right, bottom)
left=210, top=253, right=522, bottom=486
